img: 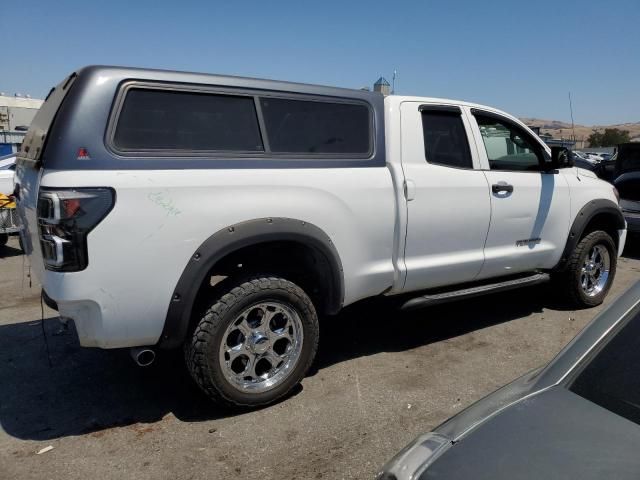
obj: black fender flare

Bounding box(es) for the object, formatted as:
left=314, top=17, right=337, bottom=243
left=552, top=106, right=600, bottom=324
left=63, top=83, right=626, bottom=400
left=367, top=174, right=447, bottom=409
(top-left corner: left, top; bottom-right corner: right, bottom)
left=158, top=217, right=344, bottom=349
left=555, top=199, right=625, bottom=271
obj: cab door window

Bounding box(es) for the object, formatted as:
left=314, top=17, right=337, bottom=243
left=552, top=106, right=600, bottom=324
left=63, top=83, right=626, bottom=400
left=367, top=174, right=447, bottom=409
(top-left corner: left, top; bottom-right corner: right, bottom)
left=475, top=114, right=543, bottom=171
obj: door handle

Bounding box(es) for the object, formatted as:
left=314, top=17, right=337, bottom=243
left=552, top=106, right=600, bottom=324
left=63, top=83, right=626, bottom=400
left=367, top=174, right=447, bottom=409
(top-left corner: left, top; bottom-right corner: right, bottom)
left=492, top=183, right=514, bottom=194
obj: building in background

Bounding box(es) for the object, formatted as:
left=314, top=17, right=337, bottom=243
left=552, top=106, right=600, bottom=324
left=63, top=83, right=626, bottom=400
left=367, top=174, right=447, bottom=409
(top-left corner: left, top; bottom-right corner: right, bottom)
left=0, top=94, right=44, bottom=155
left=538, top=132, right=576, bottom=149
left=373, top=77, right=390, bottom=96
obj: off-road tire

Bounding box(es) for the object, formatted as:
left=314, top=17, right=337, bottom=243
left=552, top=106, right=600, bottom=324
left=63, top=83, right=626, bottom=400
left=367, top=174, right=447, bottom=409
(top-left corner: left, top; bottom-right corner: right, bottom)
left=560, top=230, right=617, bottom=308
left=184, top=275, right=319, bottom=407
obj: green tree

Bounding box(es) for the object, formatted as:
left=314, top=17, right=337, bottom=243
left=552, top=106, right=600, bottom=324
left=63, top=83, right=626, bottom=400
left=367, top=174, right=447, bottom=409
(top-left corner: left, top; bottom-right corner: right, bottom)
left=588, top=131, right=603, bottom=147
left=588, top=128, right=631, bottom=147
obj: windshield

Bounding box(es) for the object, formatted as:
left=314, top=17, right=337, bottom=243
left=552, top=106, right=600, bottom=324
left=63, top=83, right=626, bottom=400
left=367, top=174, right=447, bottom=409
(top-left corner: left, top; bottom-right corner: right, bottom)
left=570, top=306, right=640, bottom=426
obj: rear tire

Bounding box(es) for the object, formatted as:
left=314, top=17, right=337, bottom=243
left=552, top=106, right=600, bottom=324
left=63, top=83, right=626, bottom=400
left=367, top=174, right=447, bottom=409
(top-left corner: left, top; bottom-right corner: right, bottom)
left=0, top=233, right=7, bottom=247
left=559, top=230, right=617, bottom=308
left=184, top=275, right=319, bottom=407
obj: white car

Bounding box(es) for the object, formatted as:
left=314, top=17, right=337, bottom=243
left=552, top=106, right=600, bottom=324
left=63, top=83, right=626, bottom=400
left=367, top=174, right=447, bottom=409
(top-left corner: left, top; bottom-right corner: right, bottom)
left=15, top=66, right=627, bottom=407
left=585, top=152, right=605, bottom=162
left=573, top=151, right=598, bottom=164
left=0, top=154, right=16, bottom=195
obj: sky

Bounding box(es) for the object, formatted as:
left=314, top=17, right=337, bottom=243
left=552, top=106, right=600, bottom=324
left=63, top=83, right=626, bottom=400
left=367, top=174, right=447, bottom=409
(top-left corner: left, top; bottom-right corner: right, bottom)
left=1, top=0, right=638, bottom=125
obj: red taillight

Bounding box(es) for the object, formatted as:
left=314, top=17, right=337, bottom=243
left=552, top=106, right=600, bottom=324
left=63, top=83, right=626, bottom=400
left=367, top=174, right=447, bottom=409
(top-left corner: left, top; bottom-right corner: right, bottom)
left=62, top=198, right=82, bottom=217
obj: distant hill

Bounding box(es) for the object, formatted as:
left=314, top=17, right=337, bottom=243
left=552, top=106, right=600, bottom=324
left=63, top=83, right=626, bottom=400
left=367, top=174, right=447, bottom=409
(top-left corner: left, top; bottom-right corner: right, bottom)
left=520, top=118, right=640, bottom=146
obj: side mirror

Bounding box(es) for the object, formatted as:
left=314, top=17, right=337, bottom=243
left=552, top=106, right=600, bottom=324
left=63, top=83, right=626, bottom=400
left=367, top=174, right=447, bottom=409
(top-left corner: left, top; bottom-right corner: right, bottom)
left=549, top=147, right=573, bottom=170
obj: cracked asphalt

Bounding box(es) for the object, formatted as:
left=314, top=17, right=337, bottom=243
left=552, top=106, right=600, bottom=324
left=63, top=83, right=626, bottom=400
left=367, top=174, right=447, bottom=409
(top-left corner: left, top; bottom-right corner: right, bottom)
left=1, top=234, right=640, bottom=480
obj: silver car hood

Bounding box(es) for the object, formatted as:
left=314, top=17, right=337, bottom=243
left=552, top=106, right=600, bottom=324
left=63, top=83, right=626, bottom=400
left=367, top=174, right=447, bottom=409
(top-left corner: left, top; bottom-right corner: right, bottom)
left=424, top=387, right=640, bottom=480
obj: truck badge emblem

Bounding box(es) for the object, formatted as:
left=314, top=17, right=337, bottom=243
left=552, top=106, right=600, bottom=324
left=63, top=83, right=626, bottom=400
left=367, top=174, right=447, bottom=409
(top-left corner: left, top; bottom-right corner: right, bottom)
left=77, top=148, right=91, bottom=160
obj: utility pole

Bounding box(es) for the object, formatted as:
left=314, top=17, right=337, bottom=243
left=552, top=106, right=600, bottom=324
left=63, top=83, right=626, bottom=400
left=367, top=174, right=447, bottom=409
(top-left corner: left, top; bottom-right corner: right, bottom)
left=568, top=92, right=576, bottom=141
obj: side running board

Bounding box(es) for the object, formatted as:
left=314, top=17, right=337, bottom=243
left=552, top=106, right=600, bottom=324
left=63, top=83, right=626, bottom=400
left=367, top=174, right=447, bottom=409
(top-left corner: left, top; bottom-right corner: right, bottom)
left=400, top=273, right=550, bottom=311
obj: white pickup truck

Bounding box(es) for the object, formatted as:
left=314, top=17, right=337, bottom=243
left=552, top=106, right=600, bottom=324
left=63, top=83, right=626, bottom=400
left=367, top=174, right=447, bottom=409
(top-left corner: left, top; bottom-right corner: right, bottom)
left=15, top=66, right=626, bottom=406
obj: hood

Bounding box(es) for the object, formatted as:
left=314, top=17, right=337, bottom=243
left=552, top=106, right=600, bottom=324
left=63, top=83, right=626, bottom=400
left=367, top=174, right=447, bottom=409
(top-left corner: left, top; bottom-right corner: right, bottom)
left=574, top=167, right=598, bottom=179
left=0, top=155, right=16, bottom=170
left=423, top=387, right=640, bottom=480
left=435, top=368, right=541, bottom=441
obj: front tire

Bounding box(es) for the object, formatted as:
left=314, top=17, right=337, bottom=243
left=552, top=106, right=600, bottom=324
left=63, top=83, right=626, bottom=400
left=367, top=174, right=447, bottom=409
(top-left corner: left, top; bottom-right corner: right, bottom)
left=185, top=276, right=319, bottom=407
left=561, top=230, right=617, bottom=307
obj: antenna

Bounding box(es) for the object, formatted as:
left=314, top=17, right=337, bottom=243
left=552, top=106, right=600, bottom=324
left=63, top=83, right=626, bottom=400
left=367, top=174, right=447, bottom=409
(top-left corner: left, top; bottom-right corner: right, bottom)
left=568, top=92, right=576, bottom=142
left=392, top=70, right=397, bottom=94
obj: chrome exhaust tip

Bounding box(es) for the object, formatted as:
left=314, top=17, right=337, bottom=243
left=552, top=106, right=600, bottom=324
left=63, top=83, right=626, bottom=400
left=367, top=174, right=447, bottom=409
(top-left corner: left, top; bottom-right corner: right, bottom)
left=130, top=347, right=156, bottom=367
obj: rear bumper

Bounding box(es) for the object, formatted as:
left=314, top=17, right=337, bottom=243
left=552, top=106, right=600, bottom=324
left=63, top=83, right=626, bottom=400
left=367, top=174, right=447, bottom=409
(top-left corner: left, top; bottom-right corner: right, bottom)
left=39, top=268, right=170, bottom=349
left=42, top=289, right=109, bottom=348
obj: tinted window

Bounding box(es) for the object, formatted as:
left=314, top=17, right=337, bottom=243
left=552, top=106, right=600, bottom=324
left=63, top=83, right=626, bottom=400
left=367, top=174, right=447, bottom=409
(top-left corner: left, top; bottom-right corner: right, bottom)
left=570, top=309, right=640, bottom=426
left=113, top=89, right=264, bottom=152
left=259, top=97, right=370, bottom=155
left=421, top=111, right=472, bottom=169
left=476, top=115, right=542, bottom=171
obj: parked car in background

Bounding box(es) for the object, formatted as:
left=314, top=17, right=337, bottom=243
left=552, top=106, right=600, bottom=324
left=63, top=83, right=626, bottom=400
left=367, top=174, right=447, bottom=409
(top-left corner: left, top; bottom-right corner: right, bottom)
left=585, top=152, right=605, bottom=162
left=613, top=143, right=640, bottom=233
left=0, top=153, right=16, bottom=168
left=0, top=153, right=16, bottom=195
left=569, top=150, right=601, bottom=172
left=378, top=281, right=640, bottom=480
left=0, top=192, right=21, bottom=247
left=597, top=151, right=618, bottom=182
left=0, top=154, right=20, bottom=247
left=15, top=66, right=626, bottom=407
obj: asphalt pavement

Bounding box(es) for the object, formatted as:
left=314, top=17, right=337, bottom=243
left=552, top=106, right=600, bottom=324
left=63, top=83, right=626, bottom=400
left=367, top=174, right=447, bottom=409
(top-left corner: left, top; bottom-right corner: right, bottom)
left=1, top=235, right=639, bottom=480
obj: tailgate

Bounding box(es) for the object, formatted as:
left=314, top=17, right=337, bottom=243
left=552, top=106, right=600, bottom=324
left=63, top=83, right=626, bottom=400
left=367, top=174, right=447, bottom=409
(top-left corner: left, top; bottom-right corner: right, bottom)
left=15, top=73, right=77, bottom=280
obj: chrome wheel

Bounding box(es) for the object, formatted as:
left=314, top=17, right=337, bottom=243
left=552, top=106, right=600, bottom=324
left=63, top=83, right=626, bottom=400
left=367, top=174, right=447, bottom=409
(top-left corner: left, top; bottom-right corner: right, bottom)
left=219, top=301, right=304, bottom=393
left=580, top=244, right=610, bottom=297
